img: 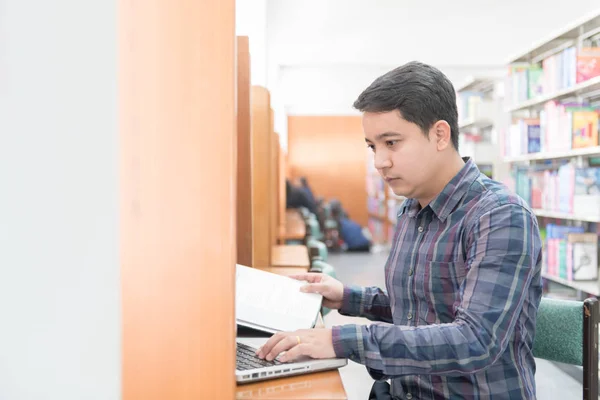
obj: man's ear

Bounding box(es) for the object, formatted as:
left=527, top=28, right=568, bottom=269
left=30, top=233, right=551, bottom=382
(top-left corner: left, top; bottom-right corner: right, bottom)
left=432, top=120, right=452, bottom=151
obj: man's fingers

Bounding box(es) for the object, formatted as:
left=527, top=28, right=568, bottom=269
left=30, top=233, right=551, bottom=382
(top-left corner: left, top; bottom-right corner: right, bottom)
left=257, top=333, right=286, bottom=359
left=265, top=335, right=297, bottom=361
left=280, top=343, right=311, bottom=363
left=289, top=273, right=323, bottom=283
left=300, top=283, right=328, bottom=294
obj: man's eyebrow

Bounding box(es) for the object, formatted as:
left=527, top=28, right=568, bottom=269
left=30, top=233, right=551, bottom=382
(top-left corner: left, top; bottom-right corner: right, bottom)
left=365, top=132, right=402, bottom=142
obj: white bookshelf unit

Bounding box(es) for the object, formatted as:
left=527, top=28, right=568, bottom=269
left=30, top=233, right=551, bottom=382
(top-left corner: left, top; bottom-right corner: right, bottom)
left=503, top=9, right=600, bottom=299
left=456, top=76, right=504, bottom=178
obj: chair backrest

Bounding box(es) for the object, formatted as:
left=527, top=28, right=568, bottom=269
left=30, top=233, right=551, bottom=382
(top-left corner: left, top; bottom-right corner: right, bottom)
left=305, top=218, right=323, bottom=240
left=533, top=297, right=599, bottom=400
left=307, top=238, right=327, bottom=261
left=533, top=298, right=584, bottom=365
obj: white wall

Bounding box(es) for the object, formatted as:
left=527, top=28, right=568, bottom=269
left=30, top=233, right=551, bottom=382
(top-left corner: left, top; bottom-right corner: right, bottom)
left=278, top=65, right=506, bottom=115
left=268, top=0, right=600, bottom=67
left=267, top=0, right=600, bottom=142
left=236, top=0, right=268, bottom=86
left=0, top=1, right=120, bottom=399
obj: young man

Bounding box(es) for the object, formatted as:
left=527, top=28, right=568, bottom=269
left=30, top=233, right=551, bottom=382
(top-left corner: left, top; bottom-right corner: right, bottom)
left=257, top=61, right=543, bottom=399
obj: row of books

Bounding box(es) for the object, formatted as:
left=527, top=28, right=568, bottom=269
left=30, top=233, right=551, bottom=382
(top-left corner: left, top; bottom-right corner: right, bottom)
left=503, top=105, right=599, bottom=157
left=541, top=223, right=598, bottom=281
left=367, top=219, right=387, bottom=244
left=514, top=164, right=600, bottom=217
left=506, top=44, right=600, bottom=106
left=457, top=91, right=495, bottom=127
left=457, top=92, right=482, bottom=122
left=366, top=173, right=385, bottom=200
left=367, top=197, right=385, bottom=217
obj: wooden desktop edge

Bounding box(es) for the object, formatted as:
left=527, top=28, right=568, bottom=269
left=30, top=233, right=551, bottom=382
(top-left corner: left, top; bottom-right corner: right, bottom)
left=271, top=245, right=310, bottom=269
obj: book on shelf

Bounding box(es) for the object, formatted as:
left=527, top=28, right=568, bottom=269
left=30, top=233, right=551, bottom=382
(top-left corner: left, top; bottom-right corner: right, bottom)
left=504, top=106, right=599, bottom=158
left=576, top=47, right=600, bottom=84
left=572, top=110, right=599, bottom=148
left=567, top=233, right=598, bottom=281
left=457, top=91, right=482, bottom=122
left=514, top=163, right=600, bottom=216
left=545, top=224, right=585, bottom=280
left=574, top=167, right=600, bottom=218
left=367, top=219, right=386, bottom=244
left=506, top=45, right=600, bottom=108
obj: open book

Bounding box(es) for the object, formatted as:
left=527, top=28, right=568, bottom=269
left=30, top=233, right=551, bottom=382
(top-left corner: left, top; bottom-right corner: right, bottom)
left=235, top=264, right=323, bottom=334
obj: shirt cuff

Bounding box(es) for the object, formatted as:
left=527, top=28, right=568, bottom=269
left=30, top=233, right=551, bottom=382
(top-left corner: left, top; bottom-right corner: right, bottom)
left=338, top=285, right=365, bottom=317
left=331, top=324, right=364, bottom=363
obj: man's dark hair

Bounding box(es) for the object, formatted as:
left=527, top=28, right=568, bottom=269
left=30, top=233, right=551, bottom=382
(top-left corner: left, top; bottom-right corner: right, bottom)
left=353, top=61, right=459, bottom=151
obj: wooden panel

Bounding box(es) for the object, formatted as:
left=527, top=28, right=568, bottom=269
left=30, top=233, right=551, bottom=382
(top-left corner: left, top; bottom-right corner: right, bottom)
left=271, top=132, right=279, bottom=247
left=251, top=87, right=272, bottom=268
left=281, top=209, right=306, bottom=241
left=120, top=1, right=236, bottom=399
left=271, top=245, right=310, bottom=269
left=235, top=370, right=347, bottom=400
left=264, top=266, right=309, bottom=276
left=278, top=148, right=287, bottom=242
left=236, top=36, right=253, bottom=266
left=288, top=116, right=368, bottom=226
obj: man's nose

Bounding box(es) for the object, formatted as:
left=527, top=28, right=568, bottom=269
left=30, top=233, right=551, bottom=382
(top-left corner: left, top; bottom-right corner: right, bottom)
left=374, top=151, right=392, bottom=170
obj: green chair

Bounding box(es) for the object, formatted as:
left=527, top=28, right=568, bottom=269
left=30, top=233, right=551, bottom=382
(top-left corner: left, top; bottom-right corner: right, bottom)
left=298, top=207, right=311, bottom=219
left=306, top=237, right=328, bottom=261
left=323, top=218, right=340, bottom=251
left=533, top=297, right=599, bottom=399
left=306, top=243, right=337, bottom=316
left=305, top=216, right=323, bottom=241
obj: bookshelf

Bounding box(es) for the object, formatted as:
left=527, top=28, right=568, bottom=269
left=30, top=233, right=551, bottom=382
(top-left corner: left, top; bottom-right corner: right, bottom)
left=542, top=273, right=600, bottom=296
left=366, top=151, right=388, bottom=244
left=533, top=208, right=600, bottom=223
left=365, top=152, right=406, bottom=246
left=458, top=117, right=494, bottom=131
left=504, top=146, right=600, bottom=162
left=456, top=76, right=503, bottom=179
left=502, top=9, right=600, bottom=300
left=507, top=75, right=600, bottom=112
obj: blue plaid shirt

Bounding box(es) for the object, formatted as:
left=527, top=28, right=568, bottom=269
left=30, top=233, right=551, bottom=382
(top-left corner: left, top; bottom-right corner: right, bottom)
left=331, top=158, right=543, bottom=399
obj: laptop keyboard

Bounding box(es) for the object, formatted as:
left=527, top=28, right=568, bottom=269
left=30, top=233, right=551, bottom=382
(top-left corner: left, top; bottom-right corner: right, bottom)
left=236, top=342, right=282, bottom=371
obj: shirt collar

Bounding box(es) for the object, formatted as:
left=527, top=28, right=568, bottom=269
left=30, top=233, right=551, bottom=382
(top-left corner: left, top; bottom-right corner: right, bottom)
left=401, top=157, right=481, bottom=222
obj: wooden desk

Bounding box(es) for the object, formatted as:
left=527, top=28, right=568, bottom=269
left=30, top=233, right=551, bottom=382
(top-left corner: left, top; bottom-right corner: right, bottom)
left=264, top=266, right=309, bottom=277
left=280, top=210, right=306, bottom=241
left=238, top=269, right=347, bottom=399
left=271, top=245, right=310, bottom=269
left=236, top=369, right=347, bottom=399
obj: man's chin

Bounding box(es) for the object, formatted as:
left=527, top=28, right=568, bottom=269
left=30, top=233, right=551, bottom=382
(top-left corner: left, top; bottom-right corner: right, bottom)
left=390, top=186, right=410, bottom=198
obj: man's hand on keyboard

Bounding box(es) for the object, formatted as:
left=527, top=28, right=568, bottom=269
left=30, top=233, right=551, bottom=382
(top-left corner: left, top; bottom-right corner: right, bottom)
left=256, top=328, right=336, bottom=363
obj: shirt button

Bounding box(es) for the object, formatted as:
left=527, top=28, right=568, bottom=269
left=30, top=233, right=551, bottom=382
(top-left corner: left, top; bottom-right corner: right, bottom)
left=407, top=313, right=413, bottom=320
left=417, top=226, right=424, bottom=233
left=406, top=394, right=413, bottom=399
left=408, top=268, right=414, bottom=276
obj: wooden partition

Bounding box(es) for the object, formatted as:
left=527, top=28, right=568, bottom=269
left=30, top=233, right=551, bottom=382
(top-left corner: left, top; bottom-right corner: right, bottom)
left=236, top=36, right=253, bottom=266
left=120, top=1, right=236, bottom=399
left=251, top=87, right=272, bottom=268
left=271, top=132, right=280, bottom=247
left=288, top=116, right=369, bottom=226
left=278, top=147, right=288, bottom=242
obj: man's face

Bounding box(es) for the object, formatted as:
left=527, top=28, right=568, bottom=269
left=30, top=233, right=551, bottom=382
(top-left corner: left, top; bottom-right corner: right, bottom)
left=363, top=111, right=439, bottom=199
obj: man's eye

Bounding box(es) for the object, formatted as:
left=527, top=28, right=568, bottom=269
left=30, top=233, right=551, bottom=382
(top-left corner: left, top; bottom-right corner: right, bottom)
left=386, top=140, right=398, bottom=147
left=367, top=144, right=375, bottom=151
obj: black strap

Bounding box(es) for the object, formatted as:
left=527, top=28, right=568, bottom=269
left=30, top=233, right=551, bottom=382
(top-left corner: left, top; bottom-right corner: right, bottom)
left=368, top=381, right=399, bottom=400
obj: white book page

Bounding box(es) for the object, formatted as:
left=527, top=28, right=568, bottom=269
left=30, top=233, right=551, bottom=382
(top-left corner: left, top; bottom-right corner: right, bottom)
left=235, top=264, right=323, bottom=333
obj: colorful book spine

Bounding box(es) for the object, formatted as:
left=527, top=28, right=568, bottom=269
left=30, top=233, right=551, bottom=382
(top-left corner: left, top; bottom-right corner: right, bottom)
left=576, top=47, right=600, bottom=84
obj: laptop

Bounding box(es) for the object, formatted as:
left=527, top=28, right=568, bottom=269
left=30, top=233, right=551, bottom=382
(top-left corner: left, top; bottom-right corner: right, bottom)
left=236, top=337, right=347, bottom=384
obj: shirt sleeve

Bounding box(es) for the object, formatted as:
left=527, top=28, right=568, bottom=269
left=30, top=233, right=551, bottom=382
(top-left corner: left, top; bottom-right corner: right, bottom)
left=338, top=285, right=393, bottom=323
left=331, top=203, right=542, bottom=377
